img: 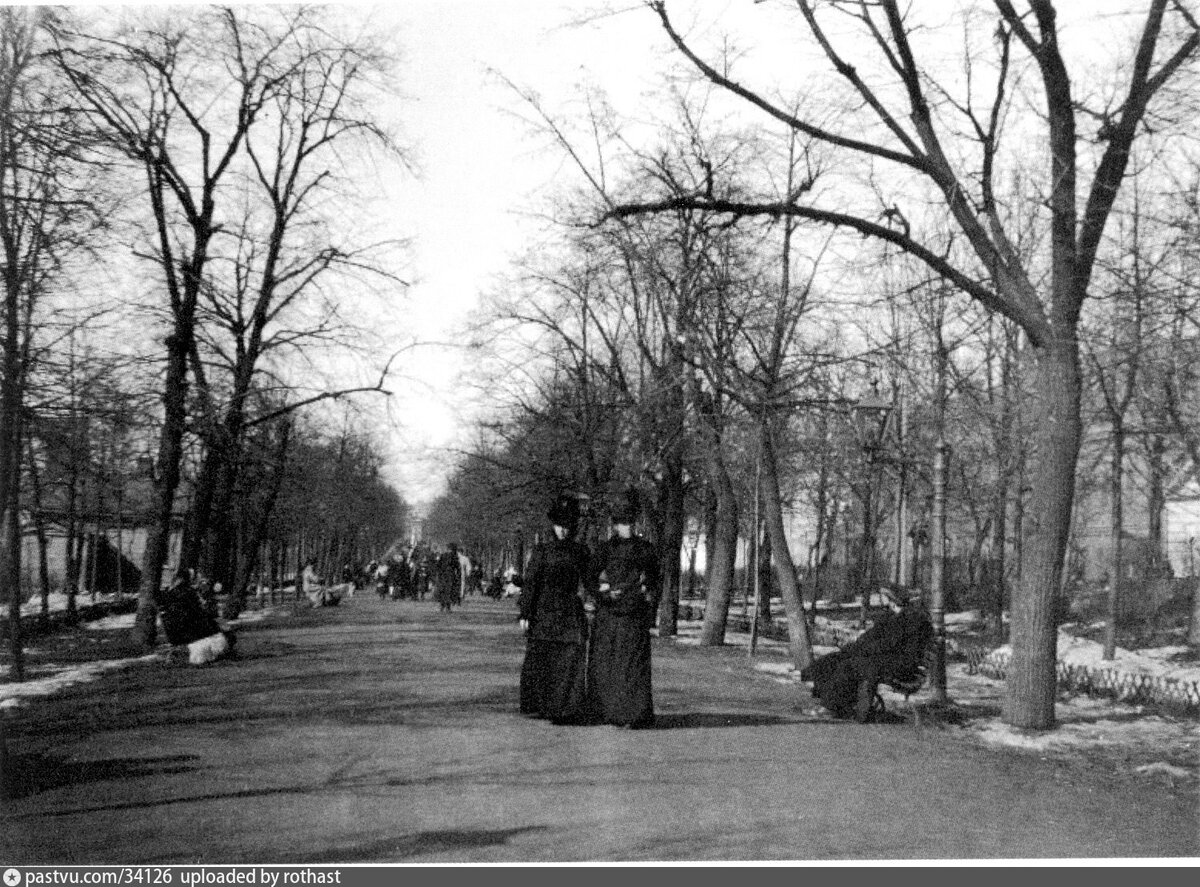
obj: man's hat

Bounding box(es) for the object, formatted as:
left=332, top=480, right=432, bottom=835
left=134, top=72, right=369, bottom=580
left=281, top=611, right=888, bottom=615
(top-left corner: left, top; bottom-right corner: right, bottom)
left=547, top=492, right=581, bottom=528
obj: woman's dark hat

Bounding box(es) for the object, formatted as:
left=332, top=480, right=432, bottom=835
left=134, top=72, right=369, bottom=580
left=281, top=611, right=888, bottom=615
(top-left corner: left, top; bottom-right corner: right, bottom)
left=610, top=487, right=639, bottom=524
left=547, top=493, right=580, bottom=528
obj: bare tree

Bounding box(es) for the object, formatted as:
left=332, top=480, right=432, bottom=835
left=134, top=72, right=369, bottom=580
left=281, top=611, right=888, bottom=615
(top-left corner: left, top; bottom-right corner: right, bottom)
left=51, top=7, right=332, bottom=645
left=180, top=15, right=407, bottom=612
left=1081, top=179, right=1178, bottom=658
left=610, top=0, right=1200, bottom=730
left=1, top=6, right=96, bottom=677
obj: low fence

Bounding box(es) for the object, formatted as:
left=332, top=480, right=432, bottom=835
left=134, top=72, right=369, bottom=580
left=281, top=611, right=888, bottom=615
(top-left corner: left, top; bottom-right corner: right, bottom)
left=978, top=650, right=1200, bottom=715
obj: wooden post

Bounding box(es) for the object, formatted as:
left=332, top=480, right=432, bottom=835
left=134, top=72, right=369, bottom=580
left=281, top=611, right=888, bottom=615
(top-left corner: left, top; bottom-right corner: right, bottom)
left=859, top=476, right=875, bottom=630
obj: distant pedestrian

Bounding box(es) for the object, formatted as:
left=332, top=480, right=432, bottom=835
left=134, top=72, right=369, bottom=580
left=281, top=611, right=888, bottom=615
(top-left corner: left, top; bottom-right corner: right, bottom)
left=486, top=571, right=504, bottom=599
left=587, top=488, right=660, bottom=729
left=302, top=559, right=341, bottom=607
left=413, top=548, right=430, bottom=601
left=517, top=492, right=592, bottom=725
left=374, top=561, right=391, bottom=599
left=434, top=545, right=462, bottom=612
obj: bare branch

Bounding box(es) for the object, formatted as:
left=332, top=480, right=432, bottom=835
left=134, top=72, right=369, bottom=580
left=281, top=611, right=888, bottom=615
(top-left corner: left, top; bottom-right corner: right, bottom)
left=606, top=194, right=1052, bottom=346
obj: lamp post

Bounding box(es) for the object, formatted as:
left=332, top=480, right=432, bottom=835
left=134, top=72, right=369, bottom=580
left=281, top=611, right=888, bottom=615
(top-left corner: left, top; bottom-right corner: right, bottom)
left=749, top=438, right=762, bottom=658
left=852, top=384, right=893, bottom=628
left=929, top=438, right=950, bottom=703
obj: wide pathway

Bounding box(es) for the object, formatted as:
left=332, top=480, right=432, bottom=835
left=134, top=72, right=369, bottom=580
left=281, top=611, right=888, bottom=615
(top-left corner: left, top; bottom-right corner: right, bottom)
left=1, top=594, right=1197, bottom=862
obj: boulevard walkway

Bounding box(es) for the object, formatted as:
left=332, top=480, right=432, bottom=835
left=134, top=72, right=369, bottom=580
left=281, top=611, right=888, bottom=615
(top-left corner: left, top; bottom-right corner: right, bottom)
left=1, top=595, right=1196, bottom=862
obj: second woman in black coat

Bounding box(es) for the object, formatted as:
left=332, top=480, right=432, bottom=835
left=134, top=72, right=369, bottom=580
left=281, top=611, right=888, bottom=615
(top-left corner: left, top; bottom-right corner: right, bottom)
left=587, top=489, right=661, bottom=729
left=517, top=493, right=592, bottom=725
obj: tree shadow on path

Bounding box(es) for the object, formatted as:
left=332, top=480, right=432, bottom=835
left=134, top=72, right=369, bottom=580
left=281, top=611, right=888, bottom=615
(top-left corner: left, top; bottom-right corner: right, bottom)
left=650, top=712, right=800, bottom=729
left=279, top=826, right=551, bottom=863
left=7, top=753, right=199, bottom=800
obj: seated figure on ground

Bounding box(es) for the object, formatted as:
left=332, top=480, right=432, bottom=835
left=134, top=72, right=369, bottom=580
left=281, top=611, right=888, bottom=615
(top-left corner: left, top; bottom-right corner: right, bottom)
left=156, top=568, right=236, bottom=666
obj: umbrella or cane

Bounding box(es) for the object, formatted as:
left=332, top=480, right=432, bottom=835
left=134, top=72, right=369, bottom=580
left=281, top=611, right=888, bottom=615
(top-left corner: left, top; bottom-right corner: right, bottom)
left=583, top=597, right=596, bottom=694
left=584, top=572, right=604, bottom=696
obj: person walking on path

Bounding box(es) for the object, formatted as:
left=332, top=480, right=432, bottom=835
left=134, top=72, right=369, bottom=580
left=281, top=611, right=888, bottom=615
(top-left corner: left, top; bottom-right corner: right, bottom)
left=434, top=545, right=462, bottom=612
left=517, top=492, right=593, bottom=725
left=587, top=488, right=660, bottom=729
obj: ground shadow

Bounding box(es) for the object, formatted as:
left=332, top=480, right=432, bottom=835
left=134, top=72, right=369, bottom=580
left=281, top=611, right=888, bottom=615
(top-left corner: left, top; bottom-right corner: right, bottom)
left=866, top=709, right=909, bottom=725
left=651, top=712, right=799, bottom=729
left=281, top=826, right=551, bottom=863
left=7, top=753, right=199, bottom=800
left=912, top=700, right=1001, bottom=725
left=217, top=639, right=296, bottom=661
left=19, top=782, right=335, bottom=819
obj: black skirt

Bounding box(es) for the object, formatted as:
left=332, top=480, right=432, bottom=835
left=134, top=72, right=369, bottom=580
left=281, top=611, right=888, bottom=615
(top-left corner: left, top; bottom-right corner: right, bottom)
left=519, top=638, right=589, bottom=724
left=587, top=609, right=654, bottom=728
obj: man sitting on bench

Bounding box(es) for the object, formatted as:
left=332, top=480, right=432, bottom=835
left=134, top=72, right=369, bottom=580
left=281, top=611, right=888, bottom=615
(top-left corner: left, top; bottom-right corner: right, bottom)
left=802, top=589, right=933, bottom=722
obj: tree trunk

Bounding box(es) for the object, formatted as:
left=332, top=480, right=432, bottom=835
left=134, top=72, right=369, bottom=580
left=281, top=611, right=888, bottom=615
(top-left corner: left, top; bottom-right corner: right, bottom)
left=990, top=479, right=1008, bottom=644
left=1188, top=581, right=1200, bottom=647
left=1012, top=450, right=1026, bottom=593
left=699, top=462, right=738, bottom=645
left=703, top=484, right=717, bottom=593
left=742, top=532, right=755, bottom=617
left=1146, top=434, right=1168, bottom=576
left=656, top=458, right=685, bottom=637
left=2, top=501, right=20, bottom=683
left=206, top=414, right=248, bottom=596
left=133, top=333, right=191, bottom=648
left=181, top=437, right=218, bottom=573
left=232, top=444, right=288, bottom=619
left=685, top=539, right=698, bottom=600
left=1, top=278, right=25, bottom=680
left=34, top=516, right=51, bottom=627
left=691, top=379, right=738, bottom=645
left=1003, top=340, right=1082, bottom=730
left=758, top=420, right=813, bottom=671
left=757, top=527, right=774, bottom=626
left=25, top=438, right=53, bottom=629
left=810, top=454, right=831, bottom=614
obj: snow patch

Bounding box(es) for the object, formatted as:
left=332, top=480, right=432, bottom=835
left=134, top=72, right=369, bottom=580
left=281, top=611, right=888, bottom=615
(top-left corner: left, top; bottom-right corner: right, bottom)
left=983, top=631, right=1200, bottom=684
left=83, top=613, right=138, bottom=631
left=1, top=654, right=161, bottom=709
left=18, top=591, right=128, bottom=618
left=1133, top=762, right=1193, bottom=780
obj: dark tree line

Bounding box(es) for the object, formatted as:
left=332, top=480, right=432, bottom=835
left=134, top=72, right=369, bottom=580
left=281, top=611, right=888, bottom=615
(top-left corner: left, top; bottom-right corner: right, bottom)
left=0, top=6, right=412, bottom=670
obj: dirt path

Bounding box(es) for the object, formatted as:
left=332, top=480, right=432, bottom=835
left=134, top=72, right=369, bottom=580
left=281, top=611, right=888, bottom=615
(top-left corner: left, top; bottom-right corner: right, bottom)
left=2, top=595, right=1196, bottom=862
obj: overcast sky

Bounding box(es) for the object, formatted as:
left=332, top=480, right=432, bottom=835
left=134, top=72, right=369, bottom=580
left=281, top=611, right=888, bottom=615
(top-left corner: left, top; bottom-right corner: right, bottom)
left=368, top=0, right=674, bottom=508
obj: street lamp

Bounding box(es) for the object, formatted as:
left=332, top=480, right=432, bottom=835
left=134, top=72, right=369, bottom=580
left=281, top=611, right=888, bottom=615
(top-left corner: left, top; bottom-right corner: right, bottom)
left=851, top=383, right=894, bottom=628
left=929, top=437, right=951, bottom=703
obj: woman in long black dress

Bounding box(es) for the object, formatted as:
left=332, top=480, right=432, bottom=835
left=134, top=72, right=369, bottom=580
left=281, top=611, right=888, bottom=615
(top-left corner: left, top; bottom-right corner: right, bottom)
left=587, top=489, right=661, bottom=728
left=517, top=493, right=592, bottom=724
